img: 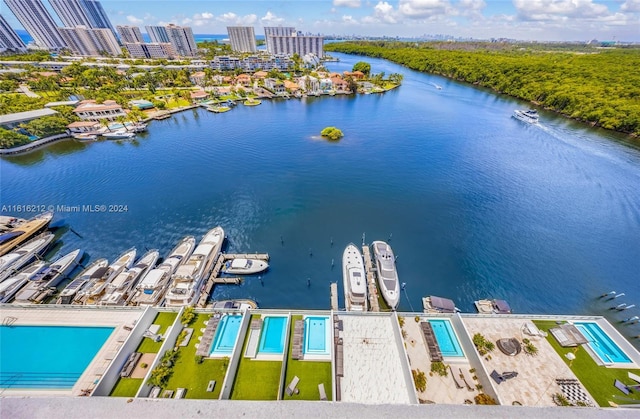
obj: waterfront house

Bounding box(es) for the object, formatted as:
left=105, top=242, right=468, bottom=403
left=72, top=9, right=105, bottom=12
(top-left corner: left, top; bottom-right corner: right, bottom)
left=344, top=71, right=365, bottom=80
left=264, top=78, right=286, bottom=94
left=129, top=100, right=154, bottom=110
left=298, top=76, right=320, bottom=94
left=66, top=120, right=101, bottom=134
left=254, top=71, right=268, bottom=79
left=73, top=100, right=126, bottom=122
left=235, top=74, right=252, bottom=87
left=319, top=78, right=333, bottom=92
left=330, top=77, right=348, bottom=92
left=190, top=71, right=206, bottom=86
left=190, top=90, right=209, bottom=102
left=284, top=80, right=300, bottom=93
left=0, top=108, right=59, bottom=130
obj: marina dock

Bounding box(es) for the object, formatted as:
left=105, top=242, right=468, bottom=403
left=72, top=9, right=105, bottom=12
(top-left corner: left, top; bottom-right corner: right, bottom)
left=330, top=282, right=339, bottom=310
left=361, top=245, right=380, bottom=312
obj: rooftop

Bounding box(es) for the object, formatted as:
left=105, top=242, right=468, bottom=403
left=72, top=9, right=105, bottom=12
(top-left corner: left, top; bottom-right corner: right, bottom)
left=0, top=108, right=58, bottom=126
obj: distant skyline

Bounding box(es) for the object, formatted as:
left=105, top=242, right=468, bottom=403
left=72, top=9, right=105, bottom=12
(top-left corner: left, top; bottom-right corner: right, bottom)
left=2, top=0, right=640, bottom=42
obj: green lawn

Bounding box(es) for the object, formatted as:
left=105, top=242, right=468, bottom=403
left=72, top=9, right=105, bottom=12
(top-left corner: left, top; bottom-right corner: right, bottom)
left=136, top=312, right=177, bottom=353
left=534, top=320, right=640, bottom=407
left=283, top=315, right=332, bottom=401
left=109, top=378, right=143, bottom=397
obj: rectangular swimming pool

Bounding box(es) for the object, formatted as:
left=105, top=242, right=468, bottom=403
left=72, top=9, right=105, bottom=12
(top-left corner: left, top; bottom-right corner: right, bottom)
left=429, top=319, right=465, bottom=357
left=258, top=316, right=287, bottom=354
left=210, top=314, right=242, bottom=355
left=574, top=322, right=631, bottom=364
left=0, top=325, right=114, bottom=389
left=303, top=316, right=330, bottom=356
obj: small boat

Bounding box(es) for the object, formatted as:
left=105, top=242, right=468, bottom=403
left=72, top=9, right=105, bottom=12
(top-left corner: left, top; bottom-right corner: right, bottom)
left=57, top=258, right=108, bottom=304
left=0, top=211, right=53, bottom=256
left=0, top=232, right=55, bottom=282
left=164, top=226, right=224, bottom=307
left=99, top=249, right=159, bottom=306
left=422, top=295, right=459, bottom=314
left=78, top=248, right=136, bottom=305
left=210, top=299, right=257, bottom=311
left=0, top=216, right=26, bottom=233
left=513, top=109, right=539, bottom=124
left=72, top=133, right=98, bottom=141
left=474, top=299, right=512, bottom=314
left=372, top=241, right=400, bottom=310
left=13, top=248, right=83, bottom=304
left=243, top=98, right=261, bottom=106
left=102, top=130, right=136, bottom=139
left=126, top=122, right=147, bottom=132
left=342, top=243, right=367, bottom=312
left=154, top=113, right=171, bottom=120
left=130, top=236, right=196, bottom=307
left=0, top=260, right=48, bottom=303
left=206, top=105, right=231, bottom=113
left=222, top=258, right=268, bottom=275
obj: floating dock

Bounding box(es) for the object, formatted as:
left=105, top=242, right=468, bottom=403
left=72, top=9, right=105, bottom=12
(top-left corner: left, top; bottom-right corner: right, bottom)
left=330, top=282, right=339, bottom=311
left=361, top=245, right=380, bottom=312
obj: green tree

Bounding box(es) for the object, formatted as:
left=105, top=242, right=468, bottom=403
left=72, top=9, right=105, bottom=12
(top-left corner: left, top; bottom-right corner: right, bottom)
left=352, top=61, right=371, bottom=76
left=321, top=126, right=344, bottom=140
left=21, top=115, right=69, bottom=137
left=0, top=128, right=30, bottom=149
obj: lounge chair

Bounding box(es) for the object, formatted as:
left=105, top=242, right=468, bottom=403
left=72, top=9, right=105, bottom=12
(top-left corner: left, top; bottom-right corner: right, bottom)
left=286, top=375, right=300, bottom=396
left=496, top=338, right=521, bottom=356
left=522, top=322, right=548, bottom=338
left=319, top=383, right=327, bottom=401
left=176, top=388, right=186, bottom=399
left=630, top=372, right=640, bottom=385
left=450, top=366, right=464, bottom=389
left=149, top=386, right=161, bottom=398
left=459, top=368, right=474, bottom=391
left=614, top=379, right=630, bottom=395
left=207, top=380, right=216, bottom=392
left=490, top=370, right=504, bottom=384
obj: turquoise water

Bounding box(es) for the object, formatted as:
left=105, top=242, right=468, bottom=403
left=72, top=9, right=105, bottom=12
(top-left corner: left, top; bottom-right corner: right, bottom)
left=429, top=319, right=465, bottom=357
left=574, top=322, right=631, bottom=364
left=258, top=316, right=287, bottom=354
left=0, top=325, right=114, bottom=389
left=303, top=316, right=330, bottom=355
left=210, top=314, right=242, bottom=355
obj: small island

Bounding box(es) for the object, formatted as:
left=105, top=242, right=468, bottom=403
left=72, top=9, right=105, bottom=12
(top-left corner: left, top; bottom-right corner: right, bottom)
left=321, top=126, right=344, bottom=141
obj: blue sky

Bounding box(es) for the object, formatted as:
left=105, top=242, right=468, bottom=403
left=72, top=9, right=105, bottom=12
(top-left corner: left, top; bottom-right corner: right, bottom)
left=3, top=0, right=640, bottom=41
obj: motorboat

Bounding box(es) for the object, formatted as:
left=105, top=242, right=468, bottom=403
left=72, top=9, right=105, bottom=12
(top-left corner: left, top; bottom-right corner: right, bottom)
left=78, top=248, right=136, bottom=305
left=99, top=249, right=159, bottom=306
left=72, top=133, right=98, bottom=141
left=0, top=232, right=55, bottom=282
left=13, top=248, right=83, bottom=304
left=0, top=216, right=26, bottom=233
left=222, top=258, right=268, bottom=275
left=57, top=258, right=108, bottom=304
left=164, top=226, right=224, bottom=307
left=102, top=130, right=136, bottom=140
left=474, top=299, right=512, bottom=314
left=0, top=211, right=53, bottom=256
left=210, top=299, right=257, bottom=311
left=371, top=241, right=400, bottom=310
left=130, top=236, right=196, bottom=306
left=422, top=295, right=459, bottom=314
left=342, top=243, right=367, bottom=312
left=513, top=109, right=539, bottom=124
left=0, top=260, right=47, bottom=303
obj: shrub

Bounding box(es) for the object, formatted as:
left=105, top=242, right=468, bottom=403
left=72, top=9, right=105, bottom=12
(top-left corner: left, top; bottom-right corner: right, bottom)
left=181, top=306, right=195, bottom=325
left=475, top=393, right=498, bottom=405
left=553, top=393, right=572, bottom=406
left=140, top=363, right=148, bottom=369
left=524, top=341, right=538, bottom=356
left=430, top=361, right=448, bottom=377
left=195, top=355, right=203, bottom=364
left=412, top=369, right=427, bottom=392
left=472, top=333, right=495, bottom=355
left=414, top=316, right=420, bottom=323
left=320, top=126, right=343, bottom=141
left=398, top=316, right=405, bottom=327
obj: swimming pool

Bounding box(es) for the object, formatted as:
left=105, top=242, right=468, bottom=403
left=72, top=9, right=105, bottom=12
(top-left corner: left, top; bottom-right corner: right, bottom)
left=429, top=319, right=465, bottom=357
left=258, top=316, right=287, bottom=354
left=303, top=316, right=330, bottom=356
left=574, top=322, right=631, bottom=364
left=210, top=314, right=242, bottom=355
left=0, top=325, right=114, bottom=389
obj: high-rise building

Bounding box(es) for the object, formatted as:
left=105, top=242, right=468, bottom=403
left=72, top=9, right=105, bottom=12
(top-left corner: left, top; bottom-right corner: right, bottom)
left=227, top=26, right=257, bottom=53
left=263, top=26, right=295, bottom=54
left=59, top=26, right=121, bottom=56
left=146, top=24, right=196, bottom=56
left=125, top=42, right=177, bottom=59
left=49, top=0, right=92, bottom=28
left=81, top=0, right=115, bottom=33
left=116, top=25, right=143, bottom=43
left=145, top=25, right=170, bottom=43
left=4, top=0, right=67, bottom=49
left=0, top=14, right=27, bottom=52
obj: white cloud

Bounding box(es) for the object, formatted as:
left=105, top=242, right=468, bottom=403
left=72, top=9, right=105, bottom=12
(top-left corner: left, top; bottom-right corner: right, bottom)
left=621, top=0, right=640, bottom=12
left=333, top=0, right=362, bottom=7
left=513, top=0, right=609, bottom=21
left=260, top=11, right=285, bottom=25
left=342, top=14, right=359, bottom=24
left=398, top=0, right=453, bottom=18
left=126, top=15, right=144, bottom=25
left=216, top=12, right=258, bottom=25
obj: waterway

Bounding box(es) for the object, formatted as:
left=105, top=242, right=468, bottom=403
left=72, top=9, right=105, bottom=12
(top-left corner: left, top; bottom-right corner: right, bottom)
left=1, top=53, right=639, bottom=347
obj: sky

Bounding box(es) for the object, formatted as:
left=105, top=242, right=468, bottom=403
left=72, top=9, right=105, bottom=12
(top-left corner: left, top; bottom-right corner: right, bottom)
left=2, top=0, right=640, bottom=42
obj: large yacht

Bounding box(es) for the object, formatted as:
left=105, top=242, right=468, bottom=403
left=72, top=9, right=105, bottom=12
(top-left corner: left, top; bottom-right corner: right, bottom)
left=164, top=226, right=224, bottom=307
left=99, top=249, right=159, bottom=306
left=342, top=243, right=367, bottom=311
left=57, top=258, right=108, bottom=304
left=78, top=248, right=136, bottom=305
left=0, top=232, right=55, bottom=282
left=0, top=260, right=47, bottom=303
left=372, top=241, right=400, bottom=310
left=513, top=109, right=539, bottom=124
left=130, top=236, right=196, bottom=307
left=0, top=211, right=53, bottom=256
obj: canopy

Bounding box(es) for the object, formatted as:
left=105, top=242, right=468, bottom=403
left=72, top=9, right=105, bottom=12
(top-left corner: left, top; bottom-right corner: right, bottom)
left=429, top=296, right=457, bottom=313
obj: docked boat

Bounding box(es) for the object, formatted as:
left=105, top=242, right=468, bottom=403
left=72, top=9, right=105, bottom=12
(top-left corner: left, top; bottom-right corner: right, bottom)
left=99, top=249, right=159, bottom=306
left=474, top=299, right=512, bottom=314
left=371, top=241, right=400, bottom=310
left=210, top=299, right=257, bottom=311
left=0, top=232, right=55, bottom=282
left=0, top=260, right=48, bottom=303
left=164, top=226, right=224, bottom=307
left=56, top=258, right=108, bottom=304
left=513, top=109, right=539, bottom=124
left=102, top=130, right=136, bottom=139
left=0, top=216, right=26, bottom=233
left=13, top=248, right=83, bottom=304
left=0, top=211, right=53, bottom=256
left=422, top=295, right=459, bottom=314
left=72, top=133, right=98, bottom=141
left=342, top=243, right=367, bottom=312
left=78, top=248, right=136, bottom=305
left=222, top=258, right=268, bottom=275
left=130, top=236, right=196, bottom=307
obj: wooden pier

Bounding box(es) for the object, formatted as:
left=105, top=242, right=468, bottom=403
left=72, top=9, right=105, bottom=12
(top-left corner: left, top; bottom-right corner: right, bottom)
left=330, top=282, right=339, bottom=311
left=361, top=245, right=380, bottom=312
left=220, top=253, right=269, bottom=261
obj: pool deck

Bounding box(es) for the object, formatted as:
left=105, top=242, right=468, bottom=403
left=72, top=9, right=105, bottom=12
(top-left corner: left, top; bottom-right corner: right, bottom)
left=0, top=307, right=143, bottom=397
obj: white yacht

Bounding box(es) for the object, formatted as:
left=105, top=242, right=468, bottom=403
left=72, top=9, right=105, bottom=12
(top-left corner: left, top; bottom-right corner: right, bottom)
left=130, top=236, right=196, bottom=307
left=102, top=130, right=135, bottom=139
left=221, top=258, right=268, bottom=275
left=0, top=260, right=47, bottom=303
left=372, top=241, right=400, bottom=310
left=0, top=233, right=55, bottom=282
left=79, top=248, right=136, bottom=305
left=99, top=249, right=159, bottom=306
left=342, top=243, right=367, bottom=311
left=164, top=226, right=224, bottom=307
left=57, top=258, right=108, bottom=304
left=513, top=109, right=539, bottom=124
left=13, top=249, right=83, bottom=304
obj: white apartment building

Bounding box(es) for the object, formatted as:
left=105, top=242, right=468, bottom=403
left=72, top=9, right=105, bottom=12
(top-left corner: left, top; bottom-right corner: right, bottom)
left=4, top=0, right=67, bottom=49
left=0, top=14, right=27, bottom=52
left=116, top=25, right=144, bottom=43
left=227, top=26, right=257, bottom=53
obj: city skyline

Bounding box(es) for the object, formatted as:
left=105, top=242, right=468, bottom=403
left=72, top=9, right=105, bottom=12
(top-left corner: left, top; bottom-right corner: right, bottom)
left=2, top=0, right=639, bottom=42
